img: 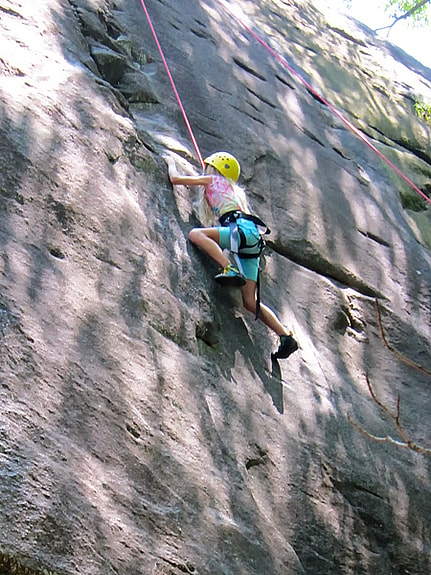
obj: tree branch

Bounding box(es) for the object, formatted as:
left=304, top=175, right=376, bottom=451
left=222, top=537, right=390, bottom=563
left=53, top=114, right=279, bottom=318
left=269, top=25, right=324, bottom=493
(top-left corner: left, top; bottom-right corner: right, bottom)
left=374, top=299, right=431, bottom=376
left=348, top=413, right=431, bottom=455
left=348, top=376, right=431, bottom=456
left=347, top=300, right=431, bottom=456
left=374, top=0, right=430, bottom=34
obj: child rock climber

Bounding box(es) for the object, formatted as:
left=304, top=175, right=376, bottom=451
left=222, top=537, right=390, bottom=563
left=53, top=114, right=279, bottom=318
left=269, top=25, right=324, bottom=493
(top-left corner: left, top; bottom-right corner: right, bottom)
left=165, top=151, right=298, bottom=360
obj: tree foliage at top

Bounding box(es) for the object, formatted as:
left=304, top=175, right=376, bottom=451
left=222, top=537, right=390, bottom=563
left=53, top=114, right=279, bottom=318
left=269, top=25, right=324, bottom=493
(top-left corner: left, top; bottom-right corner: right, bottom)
left=385, top=0, right=430, bottom=26
left=343, top=0, right=430, bottom=28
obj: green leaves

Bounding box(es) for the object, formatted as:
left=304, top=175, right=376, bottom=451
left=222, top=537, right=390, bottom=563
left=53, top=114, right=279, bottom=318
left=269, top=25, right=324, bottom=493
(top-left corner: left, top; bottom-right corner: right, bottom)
left=385, top=0, right=430, bottom=25
left=415, top=99, right=431, bottom=124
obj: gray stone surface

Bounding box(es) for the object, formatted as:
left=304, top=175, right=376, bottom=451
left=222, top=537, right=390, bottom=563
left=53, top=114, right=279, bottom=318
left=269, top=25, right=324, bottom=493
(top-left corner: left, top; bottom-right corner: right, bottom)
left=0, top=1, right=430, bottom=574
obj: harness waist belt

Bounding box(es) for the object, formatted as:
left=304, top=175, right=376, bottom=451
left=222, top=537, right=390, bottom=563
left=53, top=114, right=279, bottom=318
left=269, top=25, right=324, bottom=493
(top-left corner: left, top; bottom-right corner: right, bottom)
left=219, top=210, right=271, bottom=234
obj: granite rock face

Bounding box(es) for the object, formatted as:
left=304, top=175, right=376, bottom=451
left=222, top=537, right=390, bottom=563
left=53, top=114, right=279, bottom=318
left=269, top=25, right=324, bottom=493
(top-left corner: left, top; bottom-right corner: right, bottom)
left=0, top=1, right=430, bottom=574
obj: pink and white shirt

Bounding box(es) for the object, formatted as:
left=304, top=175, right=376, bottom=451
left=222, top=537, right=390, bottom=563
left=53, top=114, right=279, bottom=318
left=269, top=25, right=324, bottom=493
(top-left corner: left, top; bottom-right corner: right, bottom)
left=204, top=175, right=246, bottom=219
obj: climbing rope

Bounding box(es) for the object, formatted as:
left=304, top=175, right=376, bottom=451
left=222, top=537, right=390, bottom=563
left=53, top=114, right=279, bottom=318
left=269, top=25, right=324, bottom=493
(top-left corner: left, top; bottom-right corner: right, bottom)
left=138, top=0, right=205, bottom=169
left=213, top=0, right=431, bottom=207
left=139, top=0, right=430, bottom=206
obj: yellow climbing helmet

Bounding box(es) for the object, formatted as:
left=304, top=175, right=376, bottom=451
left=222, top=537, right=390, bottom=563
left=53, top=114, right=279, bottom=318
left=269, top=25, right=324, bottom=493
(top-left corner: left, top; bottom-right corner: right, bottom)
left=204, top=152, right=241, bottom=182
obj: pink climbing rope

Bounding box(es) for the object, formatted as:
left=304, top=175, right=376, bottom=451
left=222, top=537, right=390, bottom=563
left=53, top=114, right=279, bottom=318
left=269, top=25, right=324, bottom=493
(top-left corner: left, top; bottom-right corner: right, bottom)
left=213, top=0, right=431, bottom=207
left=138, top=0, right=205, bottom=169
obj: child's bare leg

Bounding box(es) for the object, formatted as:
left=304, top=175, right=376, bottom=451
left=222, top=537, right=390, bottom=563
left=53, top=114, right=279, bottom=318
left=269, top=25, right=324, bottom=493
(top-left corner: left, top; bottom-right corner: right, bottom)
left=189, top=227, right=230, bottom=269
left=241, top=281, right=290, bottom=336
left=241, top=281, right=298, bottom=358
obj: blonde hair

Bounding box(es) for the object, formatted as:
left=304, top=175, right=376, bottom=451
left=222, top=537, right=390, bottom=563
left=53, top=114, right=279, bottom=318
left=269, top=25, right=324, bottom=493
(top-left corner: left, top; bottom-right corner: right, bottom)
left=196, top=166, right=251, bottom=227
left=197, top=189, right=217, bottom=227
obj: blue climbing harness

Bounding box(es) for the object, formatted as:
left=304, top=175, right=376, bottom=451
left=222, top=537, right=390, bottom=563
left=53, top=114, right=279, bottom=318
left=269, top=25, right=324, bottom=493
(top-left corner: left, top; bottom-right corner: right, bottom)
left=219, top=210, right=270, bottom=319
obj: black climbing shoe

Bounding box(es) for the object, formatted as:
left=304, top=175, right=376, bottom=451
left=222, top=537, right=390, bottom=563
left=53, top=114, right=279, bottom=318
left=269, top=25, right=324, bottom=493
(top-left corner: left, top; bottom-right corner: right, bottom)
left=271, top=334, right=298, bottom=360
left=214, top=264, right=246, bottom=287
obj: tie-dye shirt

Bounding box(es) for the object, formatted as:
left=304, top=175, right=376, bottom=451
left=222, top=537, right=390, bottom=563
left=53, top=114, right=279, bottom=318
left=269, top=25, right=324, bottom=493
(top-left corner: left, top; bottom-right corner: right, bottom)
left=205, top=175, right=246, bottom=219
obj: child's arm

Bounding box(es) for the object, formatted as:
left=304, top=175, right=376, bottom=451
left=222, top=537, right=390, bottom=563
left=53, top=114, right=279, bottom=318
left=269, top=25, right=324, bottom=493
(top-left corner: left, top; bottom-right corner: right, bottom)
left=165, top=157, right=211, bottom=187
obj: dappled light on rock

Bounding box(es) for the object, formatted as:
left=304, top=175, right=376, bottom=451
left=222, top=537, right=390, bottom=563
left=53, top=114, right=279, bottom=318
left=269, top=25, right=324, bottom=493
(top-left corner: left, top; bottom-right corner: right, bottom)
left=0, top=1, right=430, bottom=575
